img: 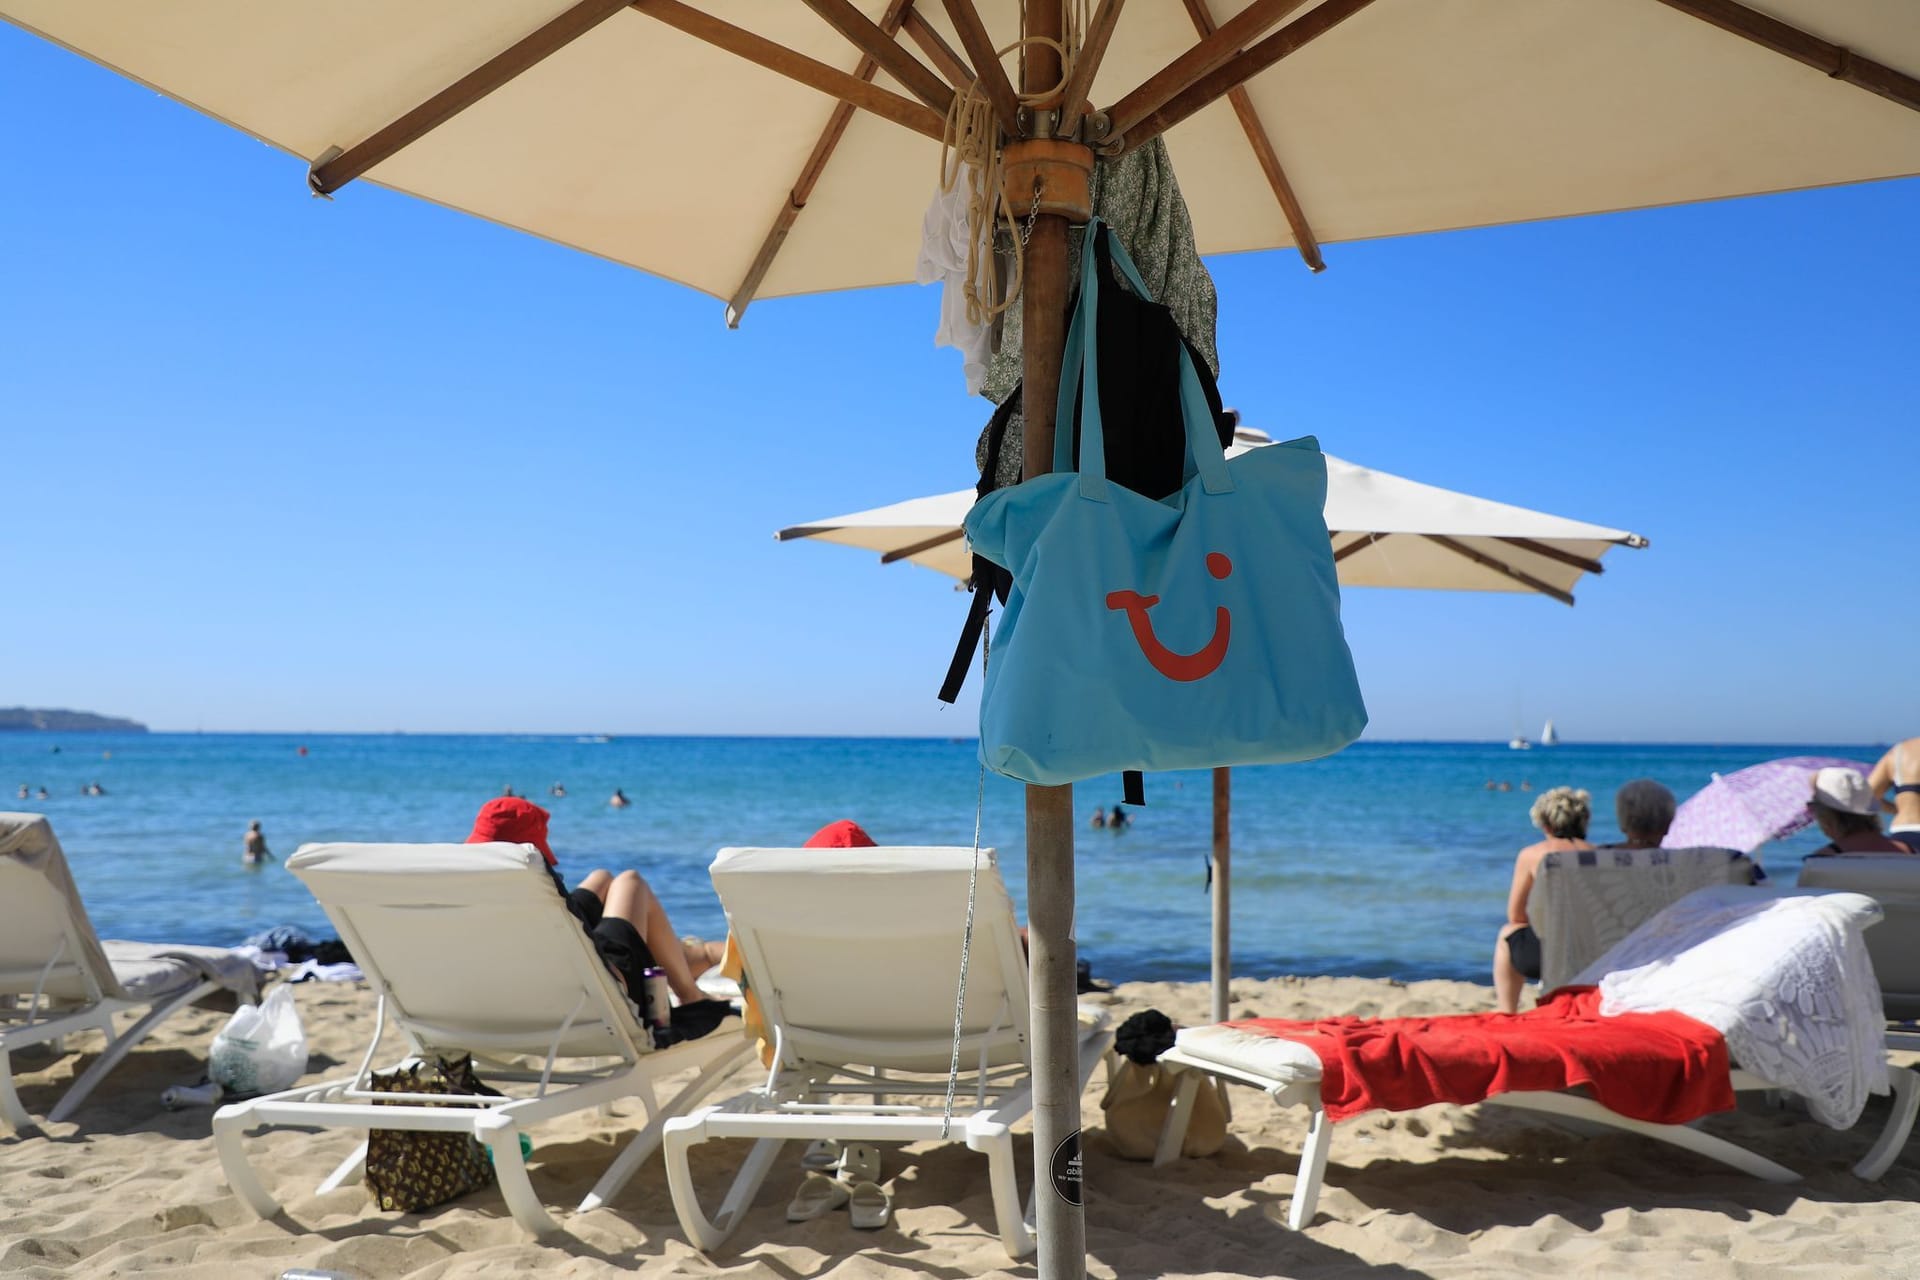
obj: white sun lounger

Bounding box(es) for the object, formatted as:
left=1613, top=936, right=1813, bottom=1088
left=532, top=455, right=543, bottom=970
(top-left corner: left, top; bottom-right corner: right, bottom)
left=1798, top=854, right=1920, bottom=1050
left=661, top=846, right=1113, bottom=1260
left=1154, top=886, right=1919, bottom=1229
left=1, top=812, right=260, bottom=1131
left=212, top=841, right=752, bottom=1237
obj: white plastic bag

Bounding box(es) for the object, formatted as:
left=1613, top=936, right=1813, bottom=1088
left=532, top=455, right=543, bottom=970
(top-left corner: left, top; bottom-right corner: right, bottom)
left=207, top=985, right=308, bottom=1096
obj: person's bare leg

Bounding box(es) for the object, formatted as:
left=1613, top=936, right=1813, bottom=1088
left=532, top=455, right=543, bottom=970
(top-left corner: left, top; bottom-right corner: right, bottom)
left=680, top=938, right=724, bottom=975
left=602, top=870, right=711, bottom=1003
left=577, top=868, right=613, bottom=901
left=1493, top=924, right=1525, bottom=1014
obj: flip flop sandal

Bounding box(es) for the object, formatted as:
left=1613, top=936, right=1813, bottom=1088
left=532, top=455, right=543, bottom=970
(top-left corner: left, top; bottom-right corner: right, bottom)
left=800, top=1139, right=843, bottom=1173
left=836, top=1141, right=881, bottom=1185
left=848, top=1180, right=892, bottom=1230
left=785, top=1171, right=850, bottom=1222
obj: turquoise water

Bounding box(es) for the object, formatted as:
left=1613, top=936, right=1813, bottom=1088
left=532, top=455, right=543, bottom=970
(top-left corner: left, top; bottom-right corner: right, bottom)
left=0, top=734, right=1880, bottom=984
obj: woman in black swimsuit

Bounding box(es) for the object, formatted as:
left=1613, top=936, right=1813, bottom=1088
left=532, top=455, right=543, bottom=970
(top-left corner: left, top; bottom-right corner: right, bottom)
left=1868, top=740, right=1920, bottom=853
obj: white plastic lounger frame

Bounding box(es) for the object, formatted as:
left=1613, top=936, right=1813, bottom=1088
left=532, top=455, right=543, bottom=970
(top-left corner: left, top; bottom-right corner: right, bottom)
left=1798, top=854, right=1920, bottom=1051
left=1, top=812, right=252, bottom=1130
left=212, top=841, right=751, bottom=1237
left=1149, top=1047, right=1878, bottom=1229
left=661, top=846, right=1113, bottom=1260
left=1154, top=885, right=1920, bottom=1229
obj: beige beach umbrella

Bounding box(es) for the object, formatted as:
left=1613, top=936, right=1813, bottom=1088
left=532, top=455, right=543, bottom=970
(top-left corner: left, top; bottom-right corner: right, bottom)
left=778, top=429, right=1650, bottom=606
left=776, top=429, right=1649, bottom=1024
left=2, top=2, right=1915, bottom=314
left=7, top=2, right=1916, bottom=1270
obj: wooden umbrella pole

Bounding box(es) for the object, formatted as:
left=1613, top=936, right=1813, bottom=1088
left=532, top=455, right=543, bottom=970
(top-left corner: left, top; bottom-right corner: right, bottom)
left=1211, top=766, right=1231, bottom=1025
left=1019, top=5, right=1086, bottom=1276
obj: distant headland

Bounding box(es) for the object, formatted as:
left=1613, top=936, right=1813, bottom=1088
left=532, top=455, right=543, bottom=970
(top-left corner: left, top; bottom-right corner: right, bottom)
left=0, top=707, right=148, bottom=733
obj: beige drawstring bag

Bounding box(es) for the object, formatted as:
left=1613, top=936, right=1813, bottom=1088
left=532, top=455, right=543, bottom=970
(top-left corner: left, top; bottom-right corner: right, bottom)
left=1099, top=1056, right=1229, bottom=1161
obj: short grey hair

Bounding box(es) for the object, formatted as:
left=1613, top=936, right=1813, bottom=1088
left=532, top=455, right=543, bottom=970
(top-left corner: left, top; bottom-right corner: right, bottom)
left=1530, top=786, right=1592, bottom=839
left=1614, top=779, right=1677, bottom=842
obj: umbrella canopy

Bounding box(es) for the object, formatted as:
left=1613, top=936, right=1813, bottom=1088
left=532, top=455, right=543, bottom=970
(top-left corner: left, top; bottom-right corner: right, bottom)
left=5, top=2, right=1915, bottom=315
left=777, top=430, right=1648, bottom=605
left=1666, top=755, right=1876, bottom=853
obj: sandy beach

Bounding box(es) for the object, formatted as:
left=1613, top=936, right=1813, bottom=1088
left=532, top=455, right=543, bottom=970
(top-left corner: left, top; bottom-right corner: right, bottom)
left=4, top=975, right=1917, bottom=1279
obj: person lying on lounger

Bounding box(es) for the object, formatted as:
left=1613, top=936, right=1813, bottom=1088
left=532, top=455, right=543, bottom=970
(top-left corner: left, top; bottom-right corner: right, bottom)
left=1493, top=785, right=1596, bottom=1014
left=465, top=797, right=723, bottom=1007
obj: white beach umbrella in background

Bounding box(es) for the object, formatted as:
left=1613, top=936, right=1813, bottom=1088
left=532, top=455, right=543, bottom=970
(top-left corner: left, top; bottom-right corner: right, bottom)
left=776, top=426, right=1649, bottom=1024
left=778, top=429, right=1650, bottom=606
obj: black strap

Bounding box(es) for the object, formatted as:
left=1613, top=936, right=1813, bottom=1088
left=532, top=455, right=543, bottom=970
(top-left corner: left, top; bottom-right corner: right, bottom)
left=938, top=585, right=992, bottom=705
left=940, top=391, right=1025, bottom=704
left=1123, top=770, right=1145, bottom=807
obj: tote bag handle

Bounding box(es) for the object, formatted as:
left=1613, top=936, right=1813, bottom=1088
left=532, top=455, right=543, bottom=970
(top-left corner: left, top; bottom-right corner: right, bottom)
left=1053, top=219, right=1232, bottom=502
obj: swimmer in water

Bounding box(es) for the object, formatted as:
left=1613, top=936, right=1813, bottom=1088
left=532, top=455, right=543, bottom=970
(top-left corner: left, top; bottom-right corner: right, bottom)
left=610, top=788, right=631, bottom=809
left=550, top=782, right=568, bottom=798
left=243, top=820, right=273, bottom=867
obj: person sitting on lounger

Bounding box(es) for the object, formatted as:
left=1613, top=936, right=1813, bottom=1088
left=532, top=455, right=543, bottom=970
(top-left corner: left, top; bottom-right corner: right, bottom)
left=1493, top=785, right=1596, bottom=1014
left=1597, top=779, right=1675, bottom=850
left=1806, top=767, right=1910, bottom=856
left=465, top=797, right=723, bottom=1006
left=1599, top=778, right=1763, bottom=881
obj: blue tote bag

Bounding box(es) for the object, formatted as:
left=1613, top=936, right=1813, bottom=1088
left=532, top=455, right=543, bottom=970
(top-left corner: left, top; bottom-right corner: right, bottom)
left=964, top=220, right=1367, bottom=786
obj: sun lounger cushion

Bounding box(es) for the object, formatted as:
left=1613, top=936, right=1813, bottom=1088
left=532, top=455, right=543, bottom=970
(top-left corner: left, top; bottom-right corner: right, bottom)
left=1171, top=1024, right=1322, bottom=1086
left=1183, top=987, right=1732, bottom=1124
left=102, top=941, right=260, bottom=1004
left=2, top=814, right=259, bottom=1007
left=1574, top=885, right=1888, bottom=1128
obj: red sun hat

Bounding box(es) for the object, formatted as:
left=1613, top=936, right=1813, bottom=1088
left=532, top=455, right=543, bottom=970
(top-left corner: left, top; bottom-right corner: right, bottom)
left=803, top=819, right=877, bottom=848
left=467, top=796, right=555, bottom=865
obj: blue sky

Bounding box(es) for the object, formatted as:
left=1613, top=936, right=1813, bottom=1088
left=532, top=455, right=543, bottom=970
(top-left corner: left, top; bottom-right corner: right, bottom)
left=3, top=27, right=1915, bottom=743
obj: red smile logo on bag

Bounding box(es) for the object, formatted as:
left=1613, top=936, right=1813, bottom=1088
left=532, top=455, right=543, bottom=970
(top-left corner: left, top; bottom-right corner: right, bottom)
left=1106, top=553, right=1233, bottom=682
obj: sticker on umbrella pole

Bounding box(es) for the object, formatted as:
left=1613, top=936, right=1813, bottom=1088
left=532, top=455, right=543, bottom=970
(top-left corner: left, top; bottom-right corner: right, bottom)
left=1050, top=1130, right=1084, bottom=1205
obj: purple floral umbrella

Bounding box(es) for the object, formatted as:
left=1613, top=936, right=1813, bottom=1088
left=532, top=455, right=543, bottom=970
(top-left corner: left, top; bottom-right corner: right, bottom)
left=1665, top=756, right=1875, bottom=853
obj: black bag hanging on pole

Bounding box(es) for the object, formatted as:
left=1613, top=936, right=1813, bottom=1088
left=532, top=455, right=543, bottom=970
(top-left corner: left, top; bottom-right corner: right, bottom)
left=940, top=223, right=1235, bottom=709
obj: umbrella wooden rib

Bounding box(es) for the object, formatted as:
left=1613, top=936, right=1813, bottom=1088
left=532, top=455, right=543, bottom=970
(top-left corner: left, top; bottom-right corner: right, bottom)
left=306, top=0, right=635, bottom=196
left=1657, top=0, right=1920, bottom=111
left=901, top=12, right=979, bottom=92
left=1105, top=0, right=1318, bottom=140
left=1055, top=0, right=1125, bottom=138
left=1423, top=534, right=1576, bottom=606
left=1181, top=0, right=1325, bottom=272
left=629, top=0, right=944, bottom=141
left=726, top=0, right=917, bottom=328
left=800, top=0, right=954, bottom=114
left=1121, top=0, right=1378, bottom=149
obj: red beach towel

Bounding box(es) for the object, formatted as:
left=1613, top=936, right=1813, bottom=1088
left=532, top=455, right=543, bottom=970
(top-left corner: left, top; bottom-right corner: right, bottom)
left=1225, top=986, right=1732, bottom=1125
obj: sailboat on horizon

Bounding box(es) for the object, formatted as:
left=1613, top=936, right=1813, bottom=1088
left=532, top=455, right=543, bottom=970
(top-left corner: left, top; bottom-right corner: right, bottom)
left=1540, top=718, right=1560, bottom=747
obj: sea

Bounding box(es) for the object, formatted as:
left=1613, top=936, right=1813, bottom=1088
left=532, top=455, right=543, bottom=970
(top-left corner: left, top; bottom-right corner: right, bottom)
left=0, top=734, right=1884, bottom=986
